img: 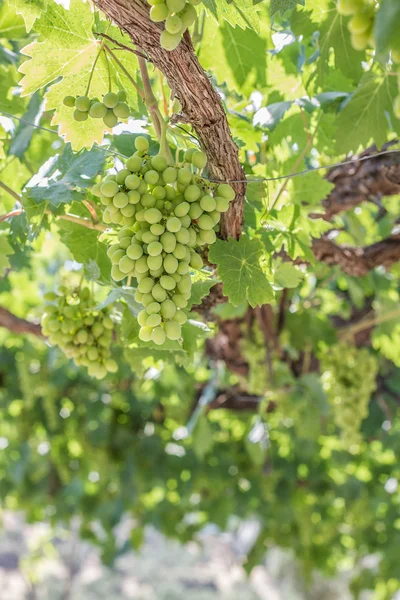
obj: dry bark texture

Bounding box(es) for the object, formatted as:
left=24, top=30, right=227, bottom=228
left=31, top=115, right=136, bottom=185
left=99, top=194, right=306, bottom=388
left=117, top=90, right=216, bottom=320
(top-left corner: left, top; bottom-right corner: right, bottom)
left=0, top=307, right=42, bottom=337
left=95, top=0, right=246, bottom=239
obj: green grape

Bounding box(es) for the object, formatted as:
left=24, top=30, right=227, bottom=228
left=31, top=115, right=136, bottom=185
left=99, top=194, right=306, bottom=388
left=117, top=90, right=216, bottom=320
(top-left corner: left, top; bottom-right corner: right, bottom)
left=350, top=31, right=370, bottom=50
left=200, top=195, right=216, bottom=212
left=151, top=326, right=166, bottom=345
left=180, top=4, right=197, bottom=28
left=103, top=110, right=118, bottom=128
left=126, top=244, right=143, bottom=260
left=147, top=241, right=163, bottom=256
left=63, top=95, right=76, bottom=107
left=138, top=277, right=155, bottom=293
left=166, top=0, right=185, bottom=11
left=113, top=102, right=130, bottom=119
left=75, top=96, right=91, bottom=111
left=138, top=310, right=148, bottom=327
left=174, top=201, right=190, bottom=217
left=147, top=254, right=163, bottom=270
left=141, top=193, right=157, bottom=208
left=348, top=12, right=372, bottom=34
left=101, top=180, right=119, bottom=197
left=150, top=3, right=169, bottom=21
left=197, top=214, right=214, bottom=230
left=177, top=274, right=192, bottom=293
left=210, top=210, right=221, bottom=225
left=116, top=169, right=131, bottom=185
left=173, top=243, right=187, bottom=260
left=89, top=102, right=107, bottom=118
left=128, top=190, right=141, bottom=204
left=164, top=254, right=178, bottom=274
left=142, top=231, right=159, bottom=244
left=178, top=167, right=192, bottom=185
left=165, top=321, right=181, bottom=340
left=147, top=313, right=162, bottom=328
left=188, top=203, right=203, bottom=219
left=163, top=167, right=178, bottom=183
left=173, top=294, right=188, bottom=308
left=73, top=110, right=88, bottom=122
left=190, top=252, right=203, bottom=270
left=217, top=183, right=235, bottom=200
left=103, top=92, right=118, bottom=108
left=136, top=256, right=150, bottom=273
left=184, top=184, right=201, bottom=202
left=142, top=293, right=153, bottom=306
left=146, top=302, right=161, bottom=314
left=173, top=310, right=187, bottom=325
left=124, top=175, right=140, bottom=190
left=151, top=155, right=169, bottom=171
left=144, top=170, right=160, bottom=185
left=153, top=186, right=166, bottom=200
left=144, top=208, right=163, bottom=224
left=126, top=155, right=143, bottom=172
left=150, top=223, right=165, bottom=236
left=135, top=136, right=150, bottom=152
left=177, top=262, right=189, bottom=275
left=165, top=15, right=183, bottom=34
left=175, top=228, right=190, bottom=244
left=117, top=90, right=127, bottom=101
left=215, top=196, right=230, bottom=212
left=165, top=185, right=177, bottom=200
left=160, top=275, right=176, bottom=290
left=151, top=283, right=167, bottom=302
left=139, top=326, right=152, bottom=342
left=191, top=150, right=207, bottom=169
left=180, top=215, right=191, bottom=228
left=166, top=217, right=181, bottom=232
left=113, top=192, right=129, bottom=208
left=337, top=0, right=362, bottom=16
left=119, top=256, right=135, bottom=273
left=160, top=299, right=176, bottom=319
left=198, top=229, right=216, bottom=245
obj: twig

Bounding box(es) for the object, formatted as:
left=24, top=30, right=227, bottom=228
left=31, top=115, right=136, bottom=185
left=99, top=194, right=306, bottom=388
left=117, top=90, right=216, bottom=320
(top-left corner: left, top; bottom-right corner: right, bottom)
left=0, top=208, right=23, bottom=222
left=0, top=180, right=21, bottom=202
left=83, top=200, right=99, bottom=221
left=104, top=44, right=145, bottom=100
left=95, top=32, right=149, bottom=60
left=340, top=307, right=400, bottom=339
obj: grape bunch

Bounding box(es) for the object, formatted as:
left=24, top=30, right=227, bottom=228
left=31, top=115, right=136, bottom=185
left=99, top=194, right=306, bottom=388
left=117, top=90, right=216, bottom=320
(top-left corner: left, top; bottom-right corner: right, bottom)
left=63, top=91, right=130, bottom=128
left=41, top=287, right=118, bottom=379
left=92, top=135, right=235, bottom=345
left=336, top=0, right=375, bottom=51
left=320, top=343, right=378, bottom=448
left=147, top=0, right=199, bottom=51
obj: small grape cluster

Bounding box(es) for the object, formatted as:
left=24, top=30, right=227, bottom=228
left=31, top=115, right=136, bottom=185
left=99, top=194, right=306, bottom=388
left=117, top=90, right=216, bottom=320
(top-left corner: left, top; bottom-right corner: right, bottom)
left=148, top=0, right=199, bottom=51
left=320, top=343, right=378, bottom=448
left=62, top=91, right=130, bottom=128
left=92, top=135, right=235, bottom=345
left=336, top=0, right=375, bottom=51
left=41, top=287, right=118, bottom=379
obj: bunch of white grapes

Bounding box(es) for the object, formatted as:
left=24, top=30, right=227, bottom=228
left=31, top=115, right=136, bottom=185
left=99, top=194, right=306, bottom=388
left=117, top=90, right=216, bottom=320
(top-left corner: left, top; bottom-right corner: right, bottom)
left=41, top=287, right=118, bottom=379
left=321, top=343, right=378, bottom=448
left=147, top=0, right=199, bottom=51
left=63, top=91, right=130, bottom=128
left=92, top=135, right=235, bottom=346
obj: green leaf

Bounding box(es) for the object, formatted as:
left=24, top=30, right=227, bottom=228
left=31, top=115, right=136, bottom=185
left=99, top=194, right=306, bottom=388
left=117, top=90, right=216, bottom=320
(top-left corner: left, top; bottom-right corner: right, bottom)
left=18, top=1, right=139, bottom=150
left=253, top=101, right=293, bottom=130
left=0, top=233, right=14, bottom=275
left=291, top=170, right=334, bottom=206
left=26, top=146, right=105, bottom=207
left=244, top=418, right=268, bottom=466
left=202, top=0, right=261, bottom=31
left=187, top=275, right=219, bottom=310
left=58, top=220, right=111, bottom=283
left=8, top=0, right=46, bottom=32
left=270, top=0, right=304, bottom=17
left=374, top=0, right=400, bottom=54
left=274, top=263, right=303, bottom=289
left=209, top=236, right=274, bottom=307
left=0, top=1, right=27, bottom=38
left=9, top=92, right=43, bottom=158
left=192, top=413, right=214, bottom=459
left=335, top=72, right=399, bottom=153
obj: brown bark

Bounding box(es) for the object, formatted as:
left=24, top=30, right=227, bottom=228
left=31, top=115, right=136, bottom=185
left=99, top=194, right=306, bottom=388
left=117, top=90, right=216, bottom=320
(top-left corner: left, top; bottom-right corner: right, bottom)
left=95, top=0, right=246, bottom=239
left=0, top=307, right=43, bottom=337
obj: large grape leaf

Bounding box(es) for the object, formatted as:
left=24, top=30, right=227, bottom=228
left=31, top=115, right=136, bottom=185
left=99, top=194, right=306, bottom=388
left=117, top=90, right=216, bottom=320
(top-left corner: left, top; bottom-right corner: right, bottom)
left=290, top=171, right=334, bottom=206
left=0, top=1, right=26, bottom=38
left=58, top=220, right=111, bottom=282
left=335, top=72, right=399, bottom=153
left=18, top=0, right=139, bottom=150
left=8, top=0, right=46, bottom=32
left=209, top=237, right=273, bottom=307
left=199, top=18, right=267, bottom=94
left=374, top=0, right=400, bottom=54
left=202, top=0, right=261, bottom=32
left=270, top=0, right=304, bottom=16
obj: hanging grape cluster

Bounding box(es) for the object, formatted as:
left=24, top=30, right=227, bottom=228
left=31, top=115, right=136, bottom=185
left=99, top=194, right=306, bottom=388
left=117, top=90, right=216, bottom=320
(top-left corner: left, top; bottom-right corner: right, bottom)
left=41, top=287, right=118, bottom=379
left=320, top=343, right=378, bottom=448
left=63, top=91, right=130, bottom=127
left=147, top=0, right=199, bottom=51
left=92, top=135, right=235, bottom=346
left=337, top=0, right=400, bottom=118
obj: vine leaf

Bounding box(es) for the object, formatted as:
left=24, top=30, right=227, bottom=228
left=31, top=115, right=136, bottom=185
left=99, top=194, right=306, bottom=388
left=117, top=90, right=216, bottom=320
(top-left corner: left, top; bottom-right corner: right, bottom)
left=335, top=72, right=399, bottom=153
left=192, top=414, right=214, bottom=459
left=374, top=0, right=400, bottom=54
left=0, top=234, right=14, bottom=275
left=209, top=237, right=273, bottom=307
left=18, top=0, right=139, bottom=149
left=202, top=0, right=261, bottom=32
left=291, top=171, right=334, bottom=206
left=8, top=0, right=46, bottom=32
left=270, top=0, right=304, bottom=17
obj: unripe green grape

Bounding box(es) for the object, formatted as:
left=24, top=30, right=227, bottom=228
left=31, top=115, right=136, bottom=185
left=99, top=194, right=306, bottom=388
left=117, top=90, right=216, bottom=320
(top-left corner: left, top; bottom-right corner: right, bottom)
left=125, top=244, right=142, bottom=260
left=165, top=321, right=181, bottom=340
left=74, top=109, right=88, bottom=122
left=118, top=226, right=134, bottom=240
left=178, top=168, right=192, bottom=186
left=151, top=326, right=166, bottom=345
left=112, top=265, right=126, bottom=281
left=200, top=195, right=216, bottom=212
left=105, top=174, right=117, bottom=181
left=197, top=214, right=214, bottom=230
left=173, top=310, right=187, bottom=325
left=188, top=203, right=203, bottom=219
left=215, top=196, right=230, bottom=212
left=106, top=359, right=118, bottom=373
left=210, top=210, right=221, bottom=224
left=163, top=167, right=178, bottom=183
left=121, top=204, right=136, bottom=218
left=116, top=168, right=131, bottom=185
left=103, top=316, right=114, bottom=330
left=147, top=313, right=162, bottom=328
left=217, top=183, right=235, bottom=201
left=138, top=310, right=148, bottom=327
left=152, top=283, right=167, bottom=302
left=166, top=217, right=181, bottom=232
left=184, top=148, right=196, bottom=162
left=63, top=95, right=76, bottom=107
left=136, top=256, right=150, bottom=273
left=141, top=193, right=156, bottom=208
left=174, top=201, right=190, bottom=217
left=165, top=15, right=183, bottom=34
left=146, top=301, right=161, bottom=315
left=164, top=254, right=179, bottom=274
left=119, top=236, right=132, bottom=249
left=138, top=277, right=155, bottom=293
left=161, top=299, right=176, bottom=319
left=165, top=184, right=177, bottom=199
left=153, top=186, right=166, bottom=200
left=142, top=293, right=153, bottom=306
left=101, top=180, right=119, bottom=198
left=180, top=4, right=197, bottom=28
left=139, top=326, right=152, bottom=342
left=350, top=31, right=369, bottom=50
left=175, top=228, right=189, bottom=244
left=172, top=272, right=181, bottom=283
left=103, top=110, right=118, bottom=128
left=75, top=96, right=91, bottom=112
left=103, top=92, right=119, bottom=109
left=143, top=208, right=162, bottom=224
left=126, top=190, right=140, bottom=205
left=92, top=322, right=104, bottom=338
left=149, top=268, right=163, bottom=278
left=173, top=243, right=187, bottom=260
left=166, top=0, right=185, bottom=11
left=173, top=294, right=188, bottom=308
left=150, top=223, right=165, bottom=236
left=178, top=274, right=192, bottom=294
left=184, top=184, right=201, bottom=202
left=142, top=231, right=159, bottom=244
left=147, top=254, right=163, bottom=271
left=103, top=209, right=112, bottom=224
left=113, top=102, right=130, bottom=119
left=89, top=102, right=107, bottom=118
left=191, top=150, right=207, bottom=169
left=126, top=155, right=143, bottom=172
left=151, top=155, right=169, bottom=172
left=198, top=228, right=216, bottom=245
left=144, top=170, right=160, bottom=185
left=115, top=90, right=127, bottom=102
left=337, top=0, right=362, bottom=16
left=135, top=136, right=150, bottom=152
left=118, top=255, right=135, bottom=273
left=109, top=201, right=121, bottom=215
left=165, top=201, right=172, bottom=211
left=113, top=192, right=129, bottom=208
left=161, top=232, right=177, bottom=253
left=348, top=13, right=371, bottom=35
left=135, top=209, right=146, bottom=222
left=177, top=262, right=189, bottom=275
left=100, top=194, right=112, bottom=206
left=135, top=291, right=144, bottom=304
left=189, top=252, right=203, bottom=270
left=147, top=241, right=163, bottom=256
left=180, top=215, right=191, bottom=229
left=160, top=275, right=176, bottom=290
left=150, top=3, right=169, bottom=21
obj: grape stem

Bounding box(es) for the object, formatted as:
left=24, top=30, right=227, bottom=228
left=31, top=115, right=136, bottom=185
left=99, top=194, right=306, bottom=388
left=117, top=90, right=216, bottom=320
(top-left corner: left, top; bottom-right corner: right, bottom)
left=138, top=57, right=173, bottom=164
left=86, top=34, right=107, bottom=97
left=104, top=45, right=145, bottom=100
left=94, top=32, right=149, bottom=60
